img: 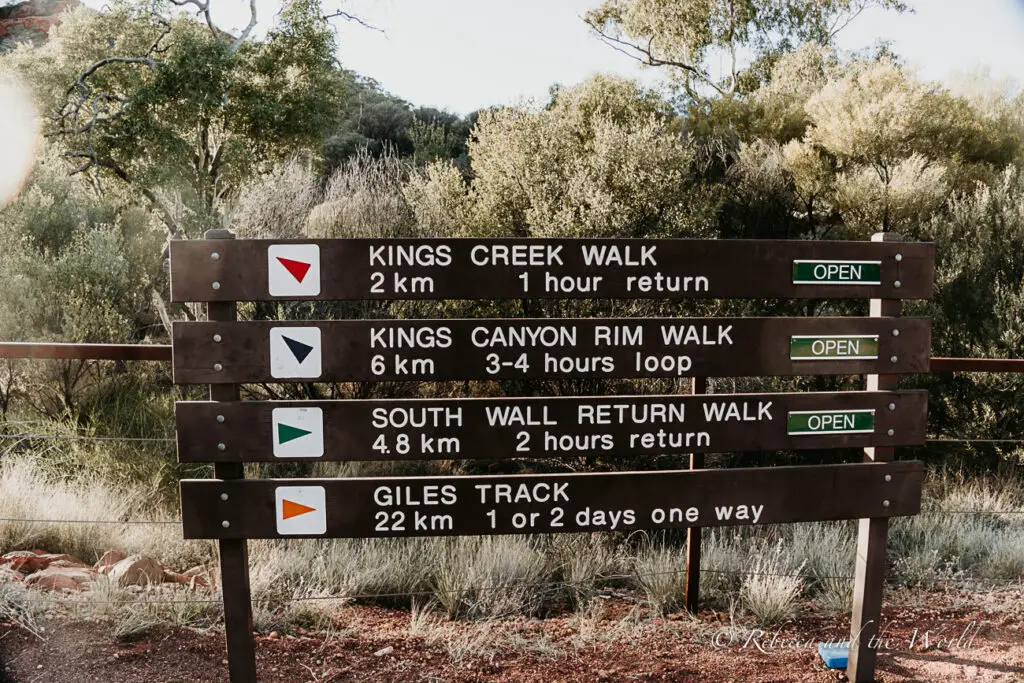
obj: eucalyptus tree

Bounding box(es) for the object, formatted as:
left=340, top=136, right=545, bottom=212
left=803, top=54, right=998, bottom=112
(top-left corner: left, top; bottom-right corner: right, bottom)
left=6, top=0, right=348, bottom=236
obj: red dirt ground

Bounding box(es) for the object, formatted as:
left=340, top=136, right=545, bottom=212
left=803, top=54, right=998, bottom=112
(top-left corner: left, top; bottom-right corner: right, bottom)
left=0, top=587, right=1021, bottom=682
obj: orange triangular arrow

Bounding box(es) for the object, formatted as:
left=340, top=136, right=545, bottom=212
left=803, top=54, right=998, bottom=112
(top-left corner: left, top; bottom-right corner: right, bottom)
left=281, top=498, right=317, bottom=520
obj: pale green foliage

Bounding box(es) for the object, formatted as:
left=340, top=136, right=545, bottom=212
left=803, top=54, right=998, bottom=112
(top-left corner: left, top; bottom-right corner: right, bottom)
left=805, top=59, right=948, bottom=168
left=409, top=75, right=712, bottom=238
left=585, top=0, right=906, bottom=99
left=830, top=153, right=947, bottom=235
left=5, top=0, right=345, bottom=229
left=404, top=161, right=473, bottom=237
left=0, top=152, right=162, bottom=344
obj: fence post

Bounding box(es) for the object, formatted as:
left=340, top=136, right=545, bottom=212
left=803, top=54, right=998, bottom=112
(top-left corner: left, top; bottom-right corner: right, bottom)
left=203, top=228, right=258, bottom=682
left=847, top=231, right=903, bottom=683
left=684, top=376, right=709, bottom=613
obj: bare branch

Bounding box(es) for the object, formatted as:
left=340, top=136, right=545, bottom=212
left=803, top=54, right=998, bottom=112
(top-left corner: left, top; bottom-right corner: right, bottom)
left=322, top=9, right=383, bottom=32
left=230, top=0, right=258, bottom=51
left=169, top=0, right=216, bottom=39
left=586, top=22, right=726, bottom=97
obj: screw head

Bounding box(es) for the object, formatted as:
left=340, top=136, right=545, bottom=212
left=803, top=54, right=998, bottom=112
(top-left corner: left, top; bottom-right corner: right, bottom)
left=221, top=520, right=231, bottom=528
left=888, top=403, right=896, bottom=411
left=217, top=443, right=226, bottom=451
left=882, top=500, right=890, bottom=508
left=894, top=280, right=902, bottom=288
left=220, top=493, right=229, bottom=501
left=214, top=363, right=223, bottom=372
left=885, top=474, right=892, bottom=482
left=211, top=252, right=220, bottom=261
left=890, top=355, right=898, bottom=363
left=895, top=254, right=903, bottom=262
left=887, top=428, right=895, bottom=437
left=212, top=281, right=221, bottom=290
left=213, top=334, right=222, bottom=343
left=216, top=415, right=225, bottom=423
left=892, top=329, right=900, bottom=337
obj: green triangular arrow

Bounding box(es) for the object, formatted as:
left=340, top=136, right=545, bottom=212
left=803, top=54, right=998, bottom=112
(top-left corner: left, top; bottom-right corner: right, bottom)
left=277, top=423, right=312, bottom=445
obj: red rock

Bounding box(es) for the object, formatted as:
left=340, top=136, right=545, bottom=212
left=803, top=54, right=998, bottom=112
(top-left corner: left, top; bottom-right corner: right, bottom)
left=95, top=550, right=124, bottom=574
left=162, top=569, right=191, bottom=584
left=108, top=555, right=165, bottom=587
left=1, top=552, right=89, bottom=573
left=24, top=566, right=95, bottom=591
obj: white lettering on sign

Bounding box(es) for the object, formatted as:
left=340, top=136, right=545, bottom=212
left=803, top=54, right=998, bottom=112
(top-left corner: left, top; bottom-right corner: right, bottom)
left=714, top=504, right=764, bottom=524
left=702, top=401, right=773, bottom=422
left=371, top=406, right=463, bottom=429
left=544, top=432, right=614, bottom=452
left=272, top=407, right=324, bottom=458
left=472, top=325, right=577, bottom=348
left=269, top=327, right=323, bottom=379
left=580, top=244, right=657, bottom=267
left=543, top=354, right=615, bottom=373
left=369, top=327, right=452, bottom=349
left=575, top=507, right=636, bottom=530
left=650, top=507, right=700, bottom=524
left=485, top=405, right=557, bottom=427
left=660, top=324, right=734, bottom=346
left=811, top=339, right=859, bottom=355
left=577, top=403, right=686, bottom=425
left=474, top=482, right=570, bottom=504
left=373, top=485, right=458, bottom=506
left=275, top=486, right=327, bottom=535
left=368, top=244, right=452, bottom=267
left=268, top=244, right=321, bottom=297
left=594, top=325, right=643, bottom=346
left=625, top=273, right=710, bottom=293
left=470, top=244, right=565, bottom=267
left=628, top=430, right=710, bottom=449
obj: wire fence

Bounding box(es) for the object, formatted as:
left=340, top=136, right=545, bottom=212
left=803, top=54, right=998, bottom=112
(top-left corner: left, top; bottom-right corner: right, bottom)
left=8, top=568, right=1020, bottom=610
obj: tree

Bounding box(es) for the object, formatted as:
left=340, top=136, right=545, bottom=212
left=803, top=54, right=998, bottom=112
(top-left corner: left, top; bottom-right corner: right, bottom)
left=408, top=75, right=717, bottom=239
left=584, top=0, right=907, bottom=102
left=5, top=0, right=347, bottom=236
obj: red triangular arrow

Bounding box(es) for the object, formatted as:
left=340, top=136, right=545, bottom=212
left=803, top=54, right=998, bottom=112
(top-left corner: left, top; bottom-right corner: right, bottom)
left=281, top=498, right=317, bottom=520
left=277, top=257, right=311, bottom=283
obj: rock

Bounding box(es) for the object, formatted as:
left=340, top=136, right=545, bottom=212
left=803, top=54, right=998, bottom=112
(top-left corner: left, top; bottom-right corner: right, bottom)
left=374, top=646, right=394, bottom=657
left=107, top=555, right=165, bottom=587
left=183, top=565, right=213, bottom=588
left=0, top=552, right=88, bottom=573
left=162, top=569, right=191, bottom=584
left=95, top=550, right=125, bottom=573
left=0, top=551, right=42, bottom=571
left=24, top=566, right=95, bottom=591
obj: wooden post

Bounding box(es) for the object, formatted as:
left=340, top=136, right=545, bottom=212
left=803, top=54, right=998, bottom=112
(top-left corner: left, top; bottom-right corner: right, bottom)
left=684, top=376, right=709, bottom=613
left=847, top=232, right=902, bottom=683
left=204, top=229, right=258, bottom=682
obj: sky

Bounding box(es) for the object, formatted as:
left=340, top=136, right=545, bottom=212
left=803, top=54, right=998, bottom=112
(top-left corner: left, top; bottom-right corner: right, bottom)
left=328, top=0, right=1024, bottom=114
left=57, top=0, right=1024, bottom=115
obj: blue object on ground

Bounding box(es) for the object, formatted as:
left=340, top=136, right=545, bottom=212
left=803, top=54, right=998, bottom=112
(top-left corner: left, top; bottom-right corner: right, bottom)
left=818, top=641, right=850, bottom=669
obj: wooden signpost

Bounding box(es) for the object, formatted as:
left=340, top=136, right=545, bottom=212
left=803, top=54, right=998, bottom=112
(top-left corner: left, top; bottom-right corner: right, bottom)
left=169, top=238, right=935, bottom=301
left=172, top=317, right=931, bottom=384
left=170, top=234, right=934, bottom=683
left=175, top=390, right=928, bottom=462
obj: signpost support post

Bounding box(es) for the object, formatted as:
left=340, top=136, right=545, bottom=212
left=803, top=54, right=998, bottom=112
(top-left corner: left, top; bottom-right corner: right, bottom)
left=685, top=376, right=708, bottom=613
left=847, top=232, right=903, bottom=683
left=203, top=229, right=257, bottom=682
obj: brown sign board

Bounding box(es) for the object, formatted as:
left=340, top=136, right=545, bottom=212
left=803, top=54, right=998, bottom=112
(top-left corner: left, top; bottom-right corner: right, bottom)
left=179, top=461, right=923, bottom=540
left=169, top=238, right=936, bottom=303
left=171, top=317, right=931, bottom=384
left=175, top=390, right=928, bottom=463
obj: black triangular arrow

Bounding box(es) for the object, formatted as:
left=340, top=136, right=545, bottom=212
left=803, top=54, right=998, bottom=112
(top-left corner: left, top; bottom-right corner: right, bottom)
left=282, top=335, right=315, bottom=363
